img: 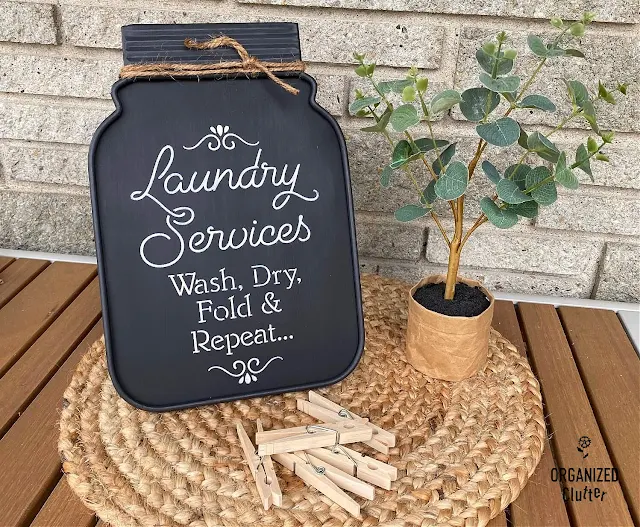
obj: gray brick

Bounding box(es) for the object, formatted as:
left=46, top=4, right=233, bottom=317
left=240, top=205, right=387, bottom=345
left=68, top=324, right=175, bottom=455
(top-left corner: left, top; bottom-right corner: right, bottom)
left=0, top=1, right=57, bottom=44
left=0, top=54, right=119, bottom=99
left=0, top=143, right=88, bottom=186
left=311, top=73, right=346, bottom=116
left=59, top=6, right=444, bottom=67
left=238, top=0, right=638, bottom=24
left=378, top=261, right=595, bottom=297
left=0, top=190, right=94, bottom=254
left=426, top=228, right=601, bottom=275
left=594, top=243, right=640, bottom=302
left=0, top=102, right=111, bottom=145
left=454, top=28, right=640, bottom=132
left=535, top=192, right=640, bottom=236
left=356, top=215, right=424, bottom=260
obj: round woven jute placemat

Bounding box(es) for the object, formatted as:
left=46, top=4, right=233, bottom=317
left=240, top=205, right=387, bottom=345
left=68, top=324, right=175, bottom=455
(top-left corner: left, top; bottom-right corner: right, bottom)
left=59, top=274, right=545, bottom=527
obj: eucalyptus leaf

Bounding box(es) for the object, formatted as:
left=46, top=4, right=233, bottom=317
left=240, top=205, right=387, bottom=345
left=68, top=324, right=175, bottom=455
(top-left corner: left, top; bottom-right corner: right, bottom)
left=566, top=80, right=590, bottom=108
left=476, top=117, right=520, bottom=146
left=505, top=164, right=531, bottom=190
left=380, top=165, right=393, bottom=188
left=413, top=138, right=449, bottom=153
left=395, top=204, right=429, bottom=222
left=575, top=143, right=593, bottom=180
left=555, top=158, right=579, bottom=190
left=506, top=201, right=539, bottom=218
left=518, top=94, right=557, bottom=112
left=527, top=35, right=550, bottom=57
left=459, top=88, right=500, bottom=122
left=582, top=99, right=599, bottom=133
left=390, top=140, right=412, bottom=169
left=475, top=49, right=514, bottom=76
left=430, top=90, right=462, bottom=114
left=518, top=126, right=529, bottom=149
left=390, top=104, right=420, bottom=132
left=565, top=48, right=586, bottom=58
left=526, top=166, right=557, bottom=205
left=480, top=197, right=519, bottom=228
left=378, top=79, right=413, bottom=94
left=527, top=131, right=560, bottom=162
left=421, top=179, right=438, bottom=204
left=435, top=161, right=469, bottom=200
left=482, top=160, right=502, bottom=184
left=497, top=179, right=533, bottom=204
left=432, top=143, right=457, bottom=175
left=349, top=96, right=380, bottom=114
left=479, top=73, right=521, bottom=94
left=360, top=106, right=392, bottom=132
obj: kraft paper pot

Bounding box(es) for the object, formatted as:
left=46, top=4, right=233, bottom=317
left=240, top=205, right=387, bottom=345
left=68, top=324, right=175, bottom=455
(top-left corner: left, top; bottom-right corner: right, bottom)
left=405, top=275, right=494, bottom=381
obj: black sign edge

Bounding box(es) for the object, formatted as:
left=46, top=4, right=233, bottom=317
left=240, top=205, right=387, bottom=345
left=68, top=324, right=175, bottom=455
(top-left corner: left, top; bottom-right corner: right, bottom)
left=88, top=73, right=365, bottom=412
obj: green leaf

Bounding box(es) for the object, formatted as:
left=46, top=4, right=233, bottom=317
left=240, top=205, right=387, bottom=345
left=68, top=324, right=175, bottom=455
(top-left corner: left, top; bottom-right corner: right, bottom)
left=413, top=138, right=449, bottom=153
left=480, top=197, right=519, bottom=228
left=599, top=81, right=616, bottom=104
left=527, top=35, right=549, bottom=57
left=518, top=94, right=557, bottom=112
left=479, top=73, right=521, bottom=93
left=475, top=49, right=514, bottom=76
left=459, top=87, right=500, bottom=122
left=380, top=165, right=393, bottom=188
left=497, top=179, right=534, bottom=204
left=430, top=89, right=462, bottom=114
left=416, top=78, right=429, bottom=93
left=354, top=65, right=368, bottom=77
left=582, top=99, right=599, bottom=133
left=518, top=125, right=529, bottom=149
left=564, top=48, right=585, bottom=58
left=349, top=96, right=380, bottom=114
left=421, top=179, right=438, bottom=204
left=394, top=204, right=429, bottom=222
left=378, top=79, right=413, bottom=94
left=527, top=131, right=560, bottom=162
left=587, top=136, right=599, bottom=153
left=505, top=164, right=531, bottom=189
left=482, top=160, right=502, bottom=184
left=360, top=106, right=391, bottom=132
left=526, top=166, right=557, bottom=205
left=389, top=104, right=420, bottom=132
left=575, top=143, right=593, bottom=180
left=554, top=152, right=579, bottom=189
left=506, top=201, right=539, bottom=218
left=566, top=80, right=590, bottom=108
left=476, top=117, right=520, bottom=146
left=434, top=161, right=469, bottom=200
left=390, top=140, right=411, bottom=169
left=432, top=143, right=456, bottom=175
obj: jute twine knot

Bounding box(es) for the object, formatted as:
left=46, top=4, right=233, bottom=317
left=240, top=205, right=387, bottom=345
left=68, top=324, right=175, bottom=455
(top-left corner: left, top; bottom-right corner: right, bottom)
left=119, top=35, right=306, bottom=95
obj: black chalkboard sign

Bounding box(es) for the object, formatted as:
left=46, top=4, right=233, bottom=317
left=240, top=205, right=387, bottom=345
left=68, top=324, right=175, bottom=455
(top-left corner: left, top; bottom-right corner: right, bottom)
left=89, top=23, right=364, bottom=411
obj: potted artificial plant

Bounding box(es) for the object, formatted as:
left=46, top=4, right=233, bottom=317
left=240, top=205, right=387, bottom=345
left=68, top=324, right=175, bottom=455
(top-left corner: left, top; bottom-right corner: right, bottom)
left=349, top=14, right=627, bottom=381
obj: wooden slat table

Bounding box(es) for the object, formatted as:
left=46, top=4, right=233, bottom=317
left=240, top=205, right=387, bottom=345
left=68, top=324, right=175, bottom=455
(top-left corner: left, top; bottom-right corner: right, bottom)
left=0, top=257, right=637, bottom=527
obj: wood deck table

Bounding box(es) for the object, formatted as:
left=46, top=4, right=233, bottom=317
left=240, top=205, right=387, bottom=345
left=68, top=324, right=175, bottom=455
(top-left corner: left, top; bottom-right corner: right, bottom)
left=0, top=257, right=637, bottom=527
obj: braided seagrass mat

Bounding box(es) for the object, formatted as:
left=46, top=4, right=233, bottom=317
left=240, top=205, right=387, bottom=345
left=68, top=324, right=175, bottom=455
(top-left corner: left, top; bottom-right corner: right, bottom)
left=59, top=274, right=545, bottom=527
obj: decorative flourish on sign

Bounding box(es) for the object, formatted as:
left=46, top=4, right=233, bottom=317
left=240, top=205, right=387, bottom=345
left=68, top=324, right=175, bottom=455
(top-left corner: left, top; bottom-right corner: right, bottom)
left=183, top=125, right=260, bottom=152
left=208, top=356, right=284, bottom=384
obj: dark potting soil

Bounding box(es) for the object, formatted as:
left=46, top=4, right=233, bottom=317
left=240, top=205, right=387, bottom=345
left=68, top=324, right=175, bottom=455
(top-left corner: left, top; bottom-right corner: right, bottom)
left=413, top=282, right=490, bottom=317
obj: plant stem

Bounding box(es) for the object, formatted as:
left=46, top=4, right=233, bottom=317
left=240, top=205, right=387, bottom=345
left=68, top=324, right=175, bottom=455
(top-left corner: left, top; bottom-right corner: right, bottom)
left=444, top=197, right=464, bottom=299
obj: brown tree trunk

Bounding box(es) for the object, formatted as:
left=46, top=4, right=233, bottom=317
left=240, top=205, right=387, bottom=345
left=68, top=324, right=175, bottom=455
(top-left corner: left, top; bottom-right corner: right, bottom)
left=444, top=196, right=465, bottom=300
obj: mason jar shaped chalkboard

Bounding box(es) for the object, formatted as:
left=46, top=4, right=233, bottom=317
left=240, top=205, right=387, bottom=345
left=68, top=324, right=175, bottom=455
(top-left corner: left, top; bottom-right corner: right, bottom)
left=90, top=23, right=364, bottom=411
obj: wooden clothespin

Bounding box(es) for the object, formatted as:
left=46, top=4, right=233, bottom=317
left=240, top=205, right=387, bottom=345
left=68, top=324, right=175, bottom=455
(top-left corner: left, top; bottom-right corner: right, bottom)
left=272, top=451, right=361, bottom=516
left=255, top=419, right=283, bottom=506
left=307, top=445, right=398, bottom=490
left=236, top=422, right=282, bottom=509
left=256, top=421, right=372, bottom=456
left=297, top=391, right=396, bottom=454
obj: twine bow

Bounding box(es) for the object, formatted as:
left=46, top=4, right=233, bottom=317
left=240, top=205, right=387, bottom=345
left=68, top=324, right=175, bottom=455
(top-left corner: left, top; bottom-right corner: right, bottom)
left=119, top=35, right=306, bottom=95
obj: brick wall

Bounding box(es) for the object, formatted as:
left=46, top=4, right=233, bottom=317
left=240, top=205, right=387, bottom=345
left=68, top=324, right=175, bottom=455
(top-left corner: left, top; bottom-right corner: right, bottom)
left=0, top=0, right=638, bottom=301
